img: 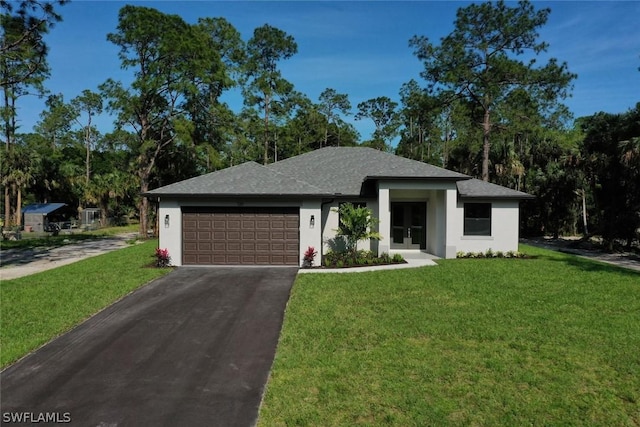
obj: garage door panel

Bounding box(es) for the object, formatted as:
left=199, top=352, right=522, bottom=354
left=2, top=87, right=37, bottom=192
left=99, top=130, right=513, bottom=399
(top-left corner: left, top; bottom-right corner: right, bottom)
left=182, top=207, right=299, bottom=265
left=285, top=242, right=298, bottom=251
left=270, top=220, right=285, bottom=229
left=199, top=242, right=212, bottom=251
left=256, top=220, right=270, bottom=229
left=213, top=220, right=226, bottom=229
left=256, top=231, right=270, bottom=240
left=242, top=220, right=256, bottom=229
left=226, top=254, right=242, bottom=264
left=227, top=220, right=241, bottom=229
left=197, top=231, right=211, bottom=240
left=271, top=242, right=285, bottom=251
left=242, top=231, right=255, bottom=240
left=285, top=231, right=298, bottom=239
left=271, top=230, right=285, bottom=238
left=212, top=254, right=227, bottom=264
left=285, top=255, right=299, bottom=264
left=197, top=254, right=212, bottom=264
left=256, top=242, right=270, bottom=251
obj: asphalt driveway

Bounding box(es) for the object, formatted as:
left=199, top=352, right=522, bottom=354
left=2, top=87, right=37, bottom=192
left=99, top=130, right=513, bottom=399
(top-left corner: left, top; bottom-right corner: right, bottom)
left=1, top=267, right=298, bottom=426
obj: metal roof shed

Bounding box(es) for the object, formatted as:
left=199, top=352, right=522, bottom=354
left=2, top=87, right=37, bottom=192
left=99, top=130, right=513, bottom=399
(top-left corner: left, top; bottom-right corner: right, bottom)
left=22, top=203, right=67, bottom=232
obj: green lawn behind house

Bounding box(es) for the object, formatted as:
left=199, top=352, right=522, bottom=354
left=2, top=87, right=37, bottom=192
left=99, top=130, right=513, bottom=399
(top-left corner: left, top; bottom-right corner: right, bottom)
left=0, top=224, right=139, bottom=251
left=1, top=239, right=170, bottom=367
left=259, top=245, right=640, bottom=426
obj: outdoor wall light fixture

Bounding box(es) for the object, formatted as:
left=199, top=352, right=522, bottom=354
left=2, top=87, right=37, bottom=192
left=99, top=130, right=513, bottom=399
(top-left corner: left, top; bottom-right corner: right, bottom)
left=310, top=215, right=315, bottom=228
left=164, top=214, right=170, bottom=228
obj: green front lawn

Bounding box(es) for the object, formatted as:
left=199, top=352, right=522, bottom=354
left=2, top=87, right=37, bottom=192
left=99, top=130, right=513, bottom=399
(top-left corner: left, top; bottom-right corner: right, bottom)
left=259, top=245, right=640, bottom=426
left=0, top=239, right=170, bottom=367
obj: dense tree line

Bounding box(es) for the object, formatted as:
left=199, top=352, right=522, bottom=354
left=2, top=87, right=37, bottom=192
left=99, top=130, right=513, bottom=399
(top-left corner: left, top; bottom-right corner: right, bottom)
left=1, top=1, right=638, bottom=249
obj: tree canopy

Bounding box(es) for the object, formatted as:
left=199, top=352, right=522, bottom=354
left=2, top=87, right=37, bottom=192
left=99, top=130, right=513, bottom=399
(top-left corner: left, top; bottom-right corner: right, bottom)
left=2, top=2, right=638, bottom=251
left=410, top=0, right=575, bottom=181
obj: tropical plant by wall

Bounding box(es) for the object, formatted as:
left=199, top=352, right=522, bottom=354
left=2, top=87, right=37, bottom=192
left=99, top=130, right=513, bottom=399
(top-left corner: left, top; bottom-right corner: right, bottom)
left=333, top=203, right=382, bottom=258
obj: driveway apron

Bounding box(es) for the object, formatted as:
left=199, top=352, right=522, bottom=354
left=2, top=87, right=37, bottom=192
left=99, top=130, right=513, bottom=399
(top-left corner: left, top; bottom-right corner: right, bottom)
left=1, top=267, right=298, bottom=426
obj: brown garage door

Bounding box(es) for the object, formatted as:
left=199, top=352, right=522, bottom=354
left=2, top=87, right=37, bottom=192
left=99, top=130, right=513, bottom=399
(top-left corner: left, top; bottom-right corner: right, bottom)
left=182, top=207, right=299, bottom=265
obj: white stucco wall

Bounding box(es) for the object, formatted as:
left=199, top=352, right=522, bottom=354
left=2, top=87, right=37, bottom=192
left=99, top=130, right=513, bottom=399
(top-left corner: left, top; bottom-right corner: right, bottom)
left=452, top=199, right=521, bottom=254
left=158, top=198, right=321, bottom=267
left=158, top=199, right=182, bottom=266
left=299, top=200, right=323, bottom=265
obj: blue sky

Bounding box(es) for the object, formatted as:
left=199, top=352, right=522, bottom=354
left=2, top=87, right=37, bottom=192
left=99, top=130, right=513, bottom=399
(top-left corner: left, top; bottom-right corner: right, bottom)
left=14, top=1, right=640, bottom=142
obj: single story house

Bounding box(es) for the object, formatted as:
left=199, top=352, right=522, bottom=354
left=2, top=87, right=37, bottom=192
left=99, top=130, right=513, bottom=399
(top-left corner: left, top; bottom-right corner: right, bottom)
left=146, top=147, right=533, bottom=267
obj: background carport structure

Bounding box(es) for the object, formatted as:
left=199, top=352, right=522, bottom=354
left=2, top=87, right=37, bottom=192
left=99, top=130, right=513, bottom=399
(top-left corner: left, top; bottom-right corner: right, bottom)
left=22, top=203, right=67, bottom=232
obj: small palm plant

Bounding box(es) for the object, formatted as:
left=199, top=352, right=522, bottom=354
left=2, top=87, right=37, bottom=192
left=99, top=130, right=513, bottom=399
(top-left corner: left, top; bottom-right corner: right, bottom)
left=334, top=203, right=382, bottom=259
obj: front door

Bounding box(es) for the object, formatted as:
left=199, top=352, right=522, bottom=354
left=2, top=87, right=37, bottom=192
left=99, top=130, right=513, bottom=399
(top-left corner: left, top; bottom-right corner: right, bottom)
left=391, top=202, right=426, bottom=249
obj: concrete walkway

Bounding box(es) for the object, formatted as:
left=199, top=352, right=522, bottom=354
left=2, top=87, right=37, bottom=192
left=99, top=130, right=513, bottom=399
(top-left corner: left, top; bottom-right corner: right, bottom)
left=521, top=237, right=640, bottom=273
left=0, top=233, right=138, bottom=280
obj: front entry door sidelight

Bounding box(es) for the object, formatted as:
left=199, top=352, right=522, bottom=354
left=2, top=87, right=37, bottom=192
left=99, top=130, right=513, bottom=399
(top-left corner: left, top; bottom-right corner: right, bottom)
left=391, top=202, right=426, bottom=249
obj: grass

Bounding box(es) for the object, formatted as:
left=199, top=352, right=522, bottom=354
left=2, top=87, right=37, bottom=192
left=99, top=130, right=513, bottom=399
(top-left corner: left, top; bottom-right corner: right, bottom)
left=0, top=239, right=170, bottom=368
left=0, top=224, right=139, bottom=250
left=259, top=245, right=640, bottom=426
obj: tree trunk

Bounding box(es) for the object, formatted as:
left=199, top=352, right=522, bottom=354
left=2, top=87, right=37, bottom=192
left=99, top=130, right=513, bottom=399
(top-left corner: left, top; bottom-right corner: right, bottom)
left=4, top=186, right=10, bottom=228
left=85, top=115, right=92, bottom=192
left=100, top=196, right=109, bottom=228
left=16, top=186, right=22, bottom=226
left=581, top=189, right=588, bottom=236
left=263, top=93, right=270, bottom=165
left=139, top=177, right=149, bottom=238
left=482, top=107, right=491, bottom=182
left=4, top=90, right=13, bottom=226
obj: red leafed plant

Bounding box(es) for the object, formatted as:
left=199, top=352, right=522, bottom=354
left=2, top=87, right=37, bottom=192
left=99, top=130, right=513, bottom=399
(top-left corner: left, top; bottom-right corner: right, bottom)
left=302, top=246, right=317, bottom=268
left=155, top=248, right=171, bottom=268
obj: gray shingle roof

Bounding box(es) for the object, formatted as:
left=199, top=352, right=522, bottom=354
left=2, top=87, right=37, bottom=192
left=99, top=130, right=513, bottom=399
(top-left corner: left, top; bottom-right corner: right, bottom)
left=268, top=147, right=468, bottom=195
left=457, top=179, right=534, bottom=199
left=145, top=161, right=327, bottom=197
left=146, top=147, right=533, bottom=200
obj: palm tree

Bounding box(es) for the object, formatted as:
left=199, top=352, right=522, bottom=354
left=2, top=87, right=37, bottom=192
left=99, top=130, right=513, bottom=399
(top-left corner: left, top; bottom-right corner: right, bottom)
left=86, top=172, right=128, bottom=227
left=1, top=145, right=38, bottom=226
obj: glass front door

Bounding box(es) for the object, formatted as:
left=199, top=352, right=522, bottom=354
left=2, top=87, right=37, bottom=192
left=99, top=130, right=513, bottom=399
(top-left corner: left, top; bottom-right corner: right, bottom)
left=391, top=202, right=426, bottom=249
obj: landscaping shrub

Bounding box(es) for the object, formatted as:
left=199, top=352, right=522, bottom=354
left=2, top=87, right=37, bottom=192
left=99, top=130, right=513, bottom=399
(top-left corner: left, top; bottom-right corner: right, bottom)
left=302, top=246, right=318, bottom=268
left=155, top=247, right=171, bottom=267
